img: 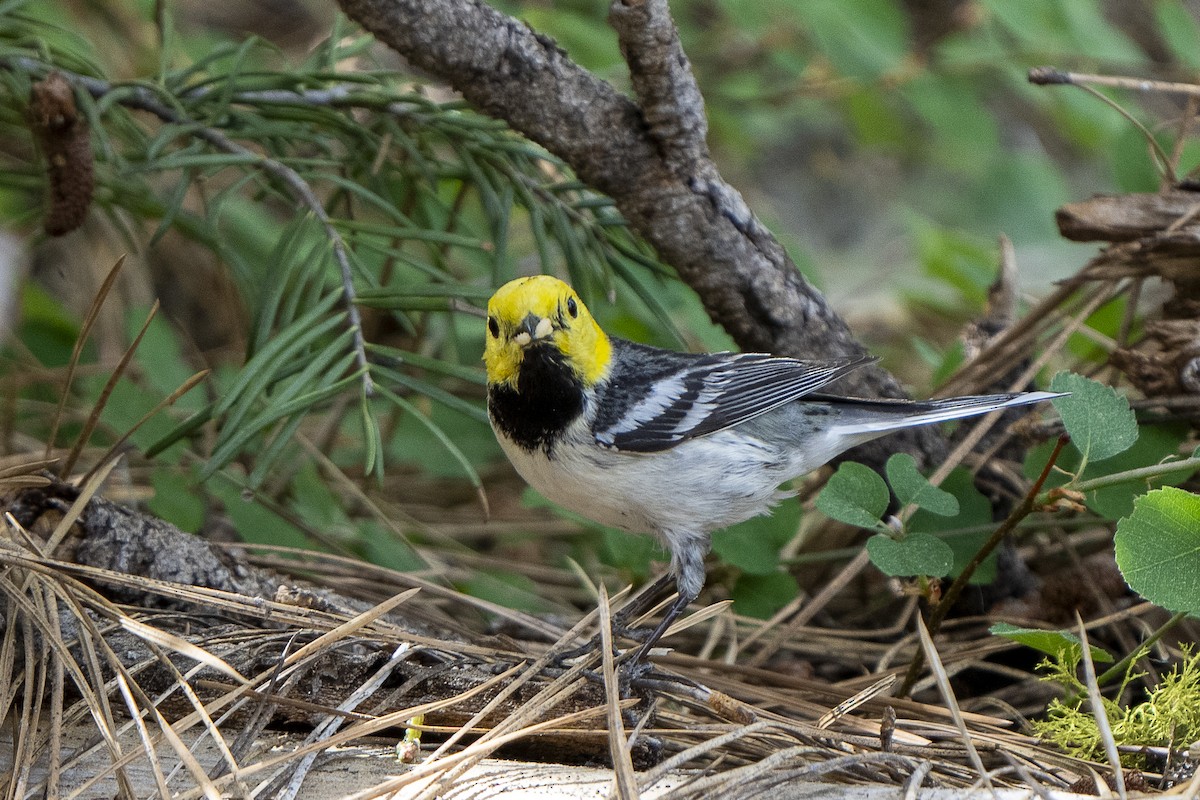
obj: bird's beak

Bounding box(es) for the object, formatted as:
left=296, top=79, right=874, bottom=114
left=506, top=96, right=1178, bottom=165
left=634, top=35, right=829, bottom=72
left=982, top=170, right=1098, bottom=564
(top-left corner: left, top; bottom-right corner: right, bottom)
left=513, top=314, right=554, bottom=347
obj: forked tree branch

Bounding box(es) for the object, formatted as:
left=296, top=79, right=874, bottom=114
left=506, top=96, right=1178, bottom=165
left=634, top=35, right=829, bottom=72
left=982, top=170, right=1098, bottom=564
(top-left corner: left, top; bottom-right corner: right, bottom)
left=335, top=0, right=949, bottom=463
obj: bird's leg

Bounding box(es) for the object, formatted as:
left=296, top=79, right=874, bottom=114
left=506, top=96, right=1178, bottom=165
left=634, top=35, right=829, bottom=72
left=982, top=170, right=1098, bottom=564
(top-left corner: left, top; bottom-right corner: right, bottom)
left=627, top=537, right=705, bottom=666
left=628, top=587, right=696, bottom=665
left=551, top=571, right=678, bottom=663
left=561, top=535, right=707, bottom=666
left=609, top=571, right=677, bottom=640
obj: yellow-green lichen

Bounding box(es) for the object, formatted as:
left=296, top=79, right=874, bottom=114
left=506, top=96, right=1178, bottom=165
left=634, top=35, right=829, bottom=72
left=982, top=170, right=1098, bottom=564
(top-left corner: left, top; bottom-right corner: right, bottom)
left=1034, top=646, right=1200, bottom=765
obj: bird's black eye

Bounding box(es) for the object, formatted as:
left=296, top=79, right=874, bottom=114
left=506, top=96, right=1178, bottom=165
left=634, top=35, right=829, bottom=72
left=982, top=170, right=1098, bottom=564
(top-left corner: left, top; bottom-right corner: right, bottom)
left=566, top=297, right=578, bottom=318
left=488, top=316, right=500, bottom=338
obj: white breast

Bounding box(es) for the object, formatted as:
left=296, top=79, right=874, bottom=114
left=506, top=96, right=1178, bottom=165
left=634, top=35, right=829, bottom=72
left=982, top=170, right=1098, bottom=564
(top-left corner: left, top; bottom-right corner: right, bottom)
left=494, top=418, right=794, bottom=541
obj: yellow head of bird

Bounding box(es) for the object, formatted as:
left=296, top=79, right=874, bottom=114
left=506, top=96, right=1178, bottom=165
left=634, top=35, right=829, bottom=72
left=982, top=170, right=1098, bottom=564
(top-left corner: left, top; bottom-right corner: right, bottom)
left=483, top=276, right=611, bottom=389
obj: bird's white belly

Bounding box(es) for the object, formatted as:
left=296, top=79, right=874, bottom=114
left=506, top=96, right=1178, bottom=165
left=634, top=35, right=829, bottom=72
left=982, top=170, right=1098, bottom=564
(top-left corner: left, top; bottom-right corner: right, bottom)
left=495, top=427, right=792, bottom=538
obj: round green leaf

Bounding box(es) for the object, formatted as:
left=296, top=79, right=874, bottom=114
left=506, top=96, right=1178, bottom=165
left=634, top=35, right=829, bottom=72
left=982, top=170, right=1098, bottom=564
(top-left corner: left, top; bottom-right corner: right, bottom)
left=909, top=468, right=998, bottom=584
left=866, top=532, right=954, bottom=577
left=732, top=571, right=801, bottom=620
left=816, top=462, right=889, bottom=529
left=1050, top=371, right=1137, bottom=462
left=1115, top=487, right=1200, bottom=613
left=712, top=501, right=800, bottom=575
left=886, top=452, right=959, bottom=516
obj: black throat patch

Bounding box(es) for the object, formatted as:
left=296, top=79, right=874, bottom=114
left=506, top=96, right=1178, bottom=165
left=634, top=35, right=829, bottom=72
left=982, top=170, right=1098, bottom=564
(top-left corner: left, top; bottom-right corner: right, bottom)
left=488, top=343, right=585, bottom=453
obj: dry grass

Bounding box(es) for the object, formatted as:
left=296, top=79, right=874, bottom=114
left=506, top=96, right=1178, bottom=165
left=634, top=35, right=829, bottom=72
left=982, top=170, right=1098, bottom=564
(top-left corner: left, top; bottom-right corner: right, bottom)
left=0, top=473, right=1148, bottom=797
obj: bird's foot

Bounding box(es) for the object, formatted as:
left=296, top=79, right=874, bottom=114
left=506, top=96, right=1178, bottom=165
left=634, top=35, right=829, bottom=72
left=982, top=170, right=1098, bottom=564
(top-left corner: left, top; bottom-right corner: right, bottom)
left=549, top=612, right=660, bottom=664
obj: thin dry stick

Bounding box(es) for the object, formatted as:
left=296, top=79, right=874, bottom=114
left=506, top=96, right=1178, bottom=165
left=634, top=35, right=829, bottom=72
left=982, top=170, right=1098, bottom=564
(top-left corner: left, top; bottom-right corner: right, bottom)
left=930, top=278, right=1119, bottom=490
left=600, top=587, right=638, bottom=800
left=94, top=617, right=233, bottom=800
left=269, top=644, right=415, bottom=800
left=112, top=672, right=175, bottom=799
left=139, top=648, right=249, bottom=794
left=15, top=585, right=139, bottom=799
left=903, top=760, right=935, bottom=800
left=1031, top=69, right=1188, bottom=185
left=1076, top=615, right=1127, bottom=800
left=8, top=583, right=42, bottom=800
left=59, top=300, right=159, bottom=478
left=42, top=584, right=67, bottom=800
left=942, top=277, right=1123, bottom=482
left=1169, top=95, right=1200, bottom=179
left=411, top=617, right=603, bottom=800
left=637, top=720, right=776, bottom=790
left=333, top=704, right=620, bottom=800
left=741, top=549, right=870, bottom=668
left=118, top=617, right=245, bottom=682
left=896, top=435, right=1069, bottom=698
left=80, top=369, right=209, bottom=485
left=44, top=255, right=125, bottom=461
left=816, top=674, right=896, bottom=730
left=936, top=277, right=1104, bottom=397
left=42, top=456, right=120, bottom=557
left=39, top=573, right=240, bottom=800
left=169, top=666, right=523, bottom=797
left=1028, top=66, right=1200, bottom=99
left=914, top=617, right=994, bottom=795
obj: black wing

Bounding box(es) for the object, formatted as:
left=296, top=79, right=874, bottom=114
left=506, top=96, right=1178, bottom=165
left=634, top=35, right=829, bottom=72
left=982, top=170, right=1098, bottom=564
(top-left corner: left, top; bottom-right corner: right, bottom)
left=592, top=343, right=875, bottom=452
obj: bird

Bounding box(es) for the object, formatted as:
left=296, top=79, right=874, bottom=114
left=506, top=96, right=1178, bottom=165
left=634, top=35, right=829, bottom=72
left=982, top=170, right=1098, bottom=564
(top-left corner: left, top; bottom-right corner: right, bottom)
left=483, top=274, right=1058, bottom=662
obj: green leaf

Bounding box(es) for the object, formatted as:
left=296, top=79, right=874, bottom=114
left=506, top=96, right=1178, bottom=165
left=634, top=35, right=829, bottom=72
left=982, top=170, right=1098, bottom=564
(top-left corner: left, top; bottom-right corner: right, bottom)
left=804, top=0, right=909, bottom=81
left=731, top=571, right=801, bottom=620
left=980, top=0, right=1142, bottom=62
left=96, top=377, right=181, bottom=454
left=907, top=215, right=995, bottom=306
left=127, top=307, right=205, bottom=411
left=1024, top=423, right=1192, bottom=520
left=1115, top=487, right=1200, bottom=613
left=866, top=532, right=954, bottom=578
left=816, top=462, right=889, bottom=529
left=377, top=386, right=486, bottom=494
left=712, top=500, right=800, bottom=575
left=372, top=365, right=488, bottom=424
left=204, top=362, right=362, bottom=478
left=886, top=453, right=959, bottom=516
left=358, top=520, right=425, bottom=573
left=146, top=468, right=205, bottom=534
left=1156, top=0, right=1200, bottom=69
left=990, top=622, right=1113, bottom=664
left=1113, top=125, right=1167, bottom=192
left=599, top=526, right=659, bottom=576
left=910, top=468, right=998, bottom=584
left=1050, top=371, right=1137, bottom=462
left=460, top=570, right=551, bottom=614
left=18, top=283, right=82, bottom=368
left=210, top=478, right=311, bottom=550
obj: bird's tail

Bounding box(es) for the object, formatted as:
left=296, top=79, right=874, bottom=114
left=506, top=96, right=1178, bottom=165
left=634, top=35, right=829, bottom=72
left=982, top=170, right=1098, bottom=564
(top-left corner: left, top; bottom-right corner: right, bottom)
left=827, top=390, right=1062, bottom=437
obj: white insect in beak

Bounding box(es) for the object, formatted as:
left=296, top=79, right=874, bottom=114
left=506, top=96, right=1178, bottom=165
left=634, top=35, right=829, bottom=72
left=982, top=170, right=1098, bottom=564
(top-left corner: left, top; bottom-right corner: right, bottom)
left=513, top=315, right=555, bottom=347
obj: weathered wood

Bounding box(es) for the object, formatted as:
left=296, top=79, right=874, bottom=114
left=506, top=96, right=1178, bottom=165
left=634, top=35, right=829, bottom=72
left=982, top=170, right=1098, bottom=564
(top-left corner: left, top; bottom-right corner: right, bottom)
left=1055, top=190, right=1200, bottom=242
